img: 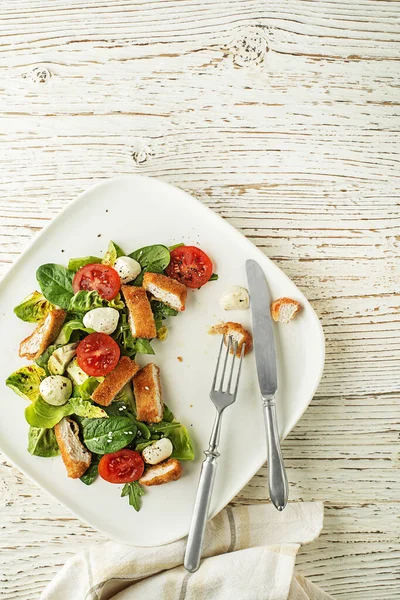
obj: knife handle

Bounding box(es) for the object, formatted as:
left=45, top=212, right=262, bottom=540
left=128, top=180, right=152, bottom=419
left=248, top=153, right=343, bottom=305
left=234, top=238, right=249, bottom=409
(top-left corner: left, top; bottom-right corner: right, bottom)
left=262, top=400, right=288, bottom=511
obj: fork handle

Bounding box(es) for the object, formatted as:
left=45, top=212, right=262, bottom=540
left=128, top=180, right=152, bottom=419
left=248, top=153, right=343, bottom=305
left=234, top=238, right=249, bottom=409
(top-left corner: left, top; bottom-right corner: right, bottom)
left=263, top=400, right=288, bottom=511
left=184, top=452, right=218, bottom=572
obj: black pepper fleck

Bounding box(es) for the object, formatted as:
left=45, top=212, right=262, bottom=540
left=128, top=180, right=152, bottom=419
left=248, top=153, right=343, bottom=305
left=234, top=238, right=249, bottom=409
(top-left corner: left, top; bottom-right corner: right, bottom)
left=97, top=234, right=101, bottom=237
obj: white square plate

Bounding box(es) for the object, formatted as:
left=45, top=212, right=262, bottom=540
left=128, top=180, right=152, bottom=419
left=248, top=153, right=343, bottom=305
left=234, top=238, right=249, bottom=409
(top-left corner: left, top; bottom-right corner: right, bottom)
left=0, top=176, right=324, bottom=545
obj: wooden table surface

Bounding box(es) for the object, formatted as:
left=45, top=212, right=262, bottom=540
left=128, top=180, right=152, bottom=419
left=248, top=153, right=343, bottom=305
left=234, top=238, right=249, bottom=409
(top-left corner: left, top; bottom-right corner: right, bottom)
left=0, top=1, right=399, bottom=598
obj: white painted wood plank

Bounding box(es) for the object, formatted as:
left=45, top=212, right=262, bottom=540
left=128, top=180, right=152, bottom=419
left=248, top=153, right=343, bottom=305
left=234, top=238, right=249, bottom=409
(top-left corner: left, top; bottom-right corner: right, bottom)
left=0, top=0, right=399, bottom=598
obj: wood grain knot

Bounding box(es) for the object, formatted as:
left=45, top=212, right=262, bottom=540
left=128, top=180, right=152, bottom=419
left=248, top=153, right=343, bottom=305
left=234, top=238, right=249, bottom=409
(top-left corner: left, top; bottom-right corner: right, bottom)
left=25, top=66, right=52, bottom=84
left=229, top=26, right=269, bottom=67
left=131, top=143, right=155, bottom=165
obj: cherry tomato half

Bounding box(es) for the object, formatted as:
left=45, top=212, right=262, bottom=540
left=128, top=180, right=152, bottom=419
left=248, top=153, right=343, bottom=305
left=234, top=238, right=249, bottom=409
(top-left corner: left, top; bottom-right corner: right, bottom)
left=165, top=246, right=213, bottom=288
left=72, top=263, right=121, bottom=300
left=76, top=332, right=120, bottom=377
left=98, top=449, right=144, bottom=484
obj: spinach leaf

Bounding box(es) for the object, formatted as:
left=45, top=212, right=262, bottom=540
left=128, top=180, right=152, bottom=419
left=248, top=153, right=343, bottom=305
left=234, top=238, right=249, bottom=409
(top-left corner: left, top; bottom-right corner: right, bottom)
left=135, top=440, right=154, bottom=453
left=112, top=313, right=154, bottom=357
left=121, top=481, right=145, bottom=511
left=147, top=421, right=181, bottom=434
left=56, top=319, right=93, bottom=345
left=27, top=426, right=60, bottom=457
left=6, top=365, right=46, bottom=401
left=151, top=301, right=178, bottom=321
left=129, top=245, right=170, bottom=285
left=69, top=290, right=124, bottom=313
left=167, top=424, right=195, bottom=460
left=81, top=417, right=136, bottom=454
left=69, top=398, right=108, bottom=419
left=102, top=241, right=125, bottom=266
left=102, top=401, right=150, bottom=440
left=80, top=455, right=100, bottom=485
left=14, top=291, right=55, bottom=323
left=103, top=401, right=132, bottom=418
left=130, top=338, right=154, bottom=355
left=114, top=383, right=136, bottom=414
left=163, top=405, right=175, bottom=423
left=209, top=273, right=219, bottom=281
left=36, top=264, right=75, bottom=309
left=134, top=420, right=151, bottom=440
left=25, top=397, right=73, bottom=429
left=68, top=256, right=101, bottom=272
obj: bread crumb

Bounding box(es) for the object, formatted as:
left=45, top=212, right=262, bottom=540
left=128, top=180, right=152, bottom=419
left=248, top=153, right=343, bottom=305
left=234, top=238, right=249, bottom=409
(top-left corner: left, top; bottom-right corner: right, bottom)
left=209, top=322, right=252, bottom=356
left=271, top=297, right=301, bottom=324
left=177, top=356, right=183, bottom=362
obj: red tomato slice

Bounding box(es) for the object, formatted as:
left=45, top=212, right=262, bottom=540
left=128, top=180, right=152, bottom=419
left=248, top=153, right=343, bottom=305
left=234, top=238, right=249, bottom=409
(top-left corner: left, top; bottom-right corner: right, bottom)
left=98, top=450, right=144, bottom=484
left=165, top=246, right=213, bottom=288
left=72, top=263, right=121, bottom=300
left=76, top=332, right=120, bottom=377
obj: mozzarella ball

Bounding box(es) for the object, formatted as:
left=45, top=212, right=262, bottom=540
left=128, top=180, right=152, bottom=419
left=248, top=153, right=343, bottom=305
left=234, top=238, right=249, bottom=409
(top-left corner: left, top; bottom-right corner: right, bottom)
left=114, top=256, right=141, bottom=284
left=83, top=307, right=119, bottom=335
left=39, top=376, right=72, bottom=406
left=220, top=286, right=250, bottom=311
left=142, top=438, right=173, bottom=465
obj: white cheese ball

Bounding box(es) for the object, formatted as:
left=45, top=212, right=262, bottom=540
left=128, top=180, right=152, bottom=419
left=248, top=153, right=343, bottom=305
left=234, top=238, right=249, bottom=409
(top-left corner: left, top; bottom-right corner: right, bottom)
left=39, top=376, right=72, bottom=406
left=142, top=438, right=173, bottom=465
left=83, top=307, right=119, bottom=335
left=114, top=256, right=141, bottom=284
left=220, top=286, right=250, bottom=310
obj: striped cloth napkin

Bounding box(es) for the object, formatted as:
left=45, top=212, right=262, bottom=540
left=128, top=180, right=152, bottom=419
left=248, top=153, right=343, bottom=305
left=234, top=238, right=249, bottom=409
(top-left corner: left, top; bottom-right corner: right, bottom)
left=41, top=502, right=333, bottom=600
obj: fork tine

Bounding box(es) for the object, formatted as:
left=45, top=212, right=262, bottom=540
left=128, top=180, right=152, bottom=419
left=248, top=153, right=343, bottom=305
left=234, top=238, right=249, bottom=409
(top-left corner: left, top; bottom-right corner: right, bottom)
left=233, top=342, right=245, bottom=397
left=219, top=336, right=232, bottom=391
left=211, top=336, right=225, bottom=391
left=227, top=340, right=238, bottom=393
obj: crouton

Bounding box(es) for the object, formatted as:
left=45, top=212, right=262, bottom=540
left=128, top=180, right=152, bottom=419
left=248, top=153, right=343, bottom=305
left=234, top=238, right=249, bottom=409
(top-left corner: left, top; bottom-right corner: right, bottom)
left=121, top=285, right=156, bottom=339
left=143, top=272, right=187, bottom=312
left=209, top=322, right=252, bottom=356
left=133, top=363, right=163, bottom=423
left=19, top=309, right=66, bottom=360
left=271, top=297, right=301, bottom=324
left=54, top=417, right=91, bottom=479
left=91, top=356, right=140, bottom=406
left=139, top=458, right=182, bottom=486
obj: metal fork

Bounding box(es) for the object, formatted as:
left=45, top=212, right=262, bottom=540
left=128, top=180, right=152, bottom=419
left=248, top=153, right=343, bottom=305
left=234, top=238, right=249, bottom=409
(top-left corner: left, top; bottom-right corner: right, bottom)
left=184, top=336, right=245, bottom=573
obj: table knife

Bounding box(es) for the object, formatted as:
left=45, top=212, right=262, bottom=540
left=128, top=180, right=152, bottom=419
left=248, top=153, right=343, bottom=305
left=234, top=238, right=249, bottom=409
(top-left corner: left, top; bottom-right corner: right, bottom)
left=246, top=259, right=288, bottom=511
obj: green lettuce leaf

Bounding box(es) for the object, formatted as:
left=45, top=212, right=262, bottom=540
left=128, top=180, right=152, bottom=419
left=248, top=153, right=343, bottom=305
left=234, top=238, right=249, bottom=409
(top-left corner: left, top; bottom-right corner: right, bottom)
left=25, top=397, right=73, bottom=428
left=102, top=241, right=125, bottom=266
left=14, top=291, right=55, bottom=323
left=6, top=365, right=46, bottom=401
left=69, top=397, right=108, bottom=419
left=55, top=319, right=93, bottom=345
left=36, top=264, right=75, bottom=309
left=69, top=290, right=124, bottom=313
left=35, top=345, right=57, bottom=376
left=68, top=256, right=102, bottom=272
left=167, top=424, right=195, bottom=460
left=73, top=376, right=101, bottom=399
left=27, top=426, right=60, bottom=457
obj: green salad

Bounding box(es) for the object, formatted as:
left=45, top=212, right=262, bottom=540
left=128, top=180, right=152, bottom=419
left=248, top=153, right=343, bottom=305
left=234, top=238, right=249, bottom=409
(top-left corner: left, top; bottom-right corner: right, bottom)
left=6, top=241, right=216, bottom=511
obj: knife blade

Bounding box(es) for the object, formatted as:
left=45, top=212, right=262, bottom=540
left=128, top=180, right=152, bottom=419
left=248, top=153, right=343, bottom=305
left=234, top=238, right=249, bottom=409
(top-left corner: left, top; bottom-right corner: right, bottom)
left=246, top=259, right=277, bottom=399
left=246, top=258, right=288, bottom=510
